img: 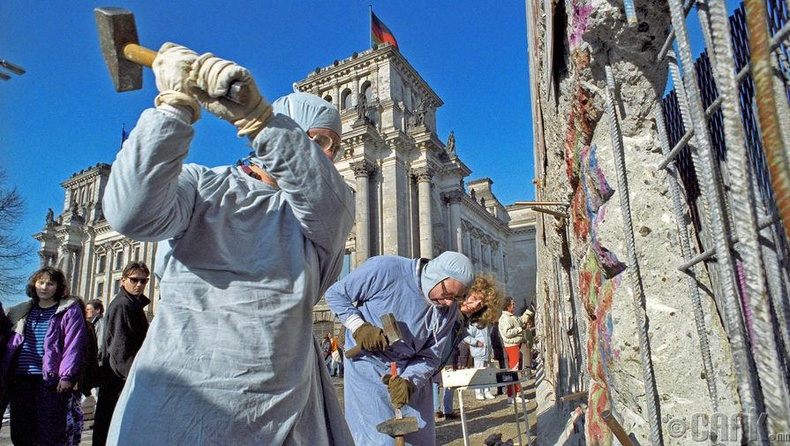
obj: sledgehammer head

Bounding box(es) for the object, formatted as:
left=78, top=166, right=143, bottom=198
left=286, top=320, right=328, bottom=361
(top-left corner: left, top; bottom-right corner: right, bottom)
left=95, top=7, right=143, bottom=92
left=376, top=416, right=419, bottom=438
left=381, top=313, right=403, bottom=344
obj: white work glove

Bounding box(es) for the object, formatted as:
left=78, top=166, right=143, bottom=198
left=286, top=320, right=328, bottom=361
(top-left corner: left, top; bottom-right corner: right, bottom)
left=152, top=43, right=201, bottom=123
left=190, top=53, right=273, bottom=138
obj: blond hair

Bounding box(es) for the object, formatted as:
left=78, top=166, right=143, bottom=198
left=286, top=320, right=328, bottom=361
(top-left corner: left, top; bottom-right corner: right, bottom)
left=467, top=274, right=504, bottom=327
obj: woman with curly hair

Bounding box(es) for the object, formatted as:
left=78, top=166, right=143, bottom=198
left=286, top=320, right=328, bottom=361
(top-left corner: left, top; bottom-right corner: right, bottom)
left=435, top=274, right=504, bottom=417
left=460, top=274, right=504, bottom=327
left=2, top=266, right=88, bottom=446
left=462, top=274, right=503, bottom=400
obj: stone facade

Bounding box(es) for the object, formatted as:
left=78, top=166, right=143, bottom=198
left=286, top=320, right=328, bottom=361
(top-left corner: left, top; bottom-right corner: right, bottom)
left=33, top=44, right=536, bottom=336
left=34, top=163, right=158, bottom=318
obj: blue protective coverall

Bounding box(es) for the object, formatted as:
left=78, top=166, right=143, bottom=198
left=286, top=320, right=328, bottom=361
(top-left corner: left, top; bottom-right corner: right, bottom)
left=325, top=256, right=459, bottom=446
left=102, top=95, right=354, bottom=445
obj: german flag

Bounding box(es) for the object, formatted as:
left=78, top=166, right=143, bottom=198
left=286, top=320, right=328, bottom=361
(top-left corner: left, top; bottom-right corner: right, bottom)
left=371, top=12, right=399, bottom=50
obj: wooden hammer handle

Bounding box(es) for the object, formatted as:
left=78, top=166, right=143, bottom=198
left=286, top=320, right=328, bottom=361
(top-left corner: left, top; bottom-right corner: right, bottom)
left=123, top=43, right=156, bottom=67
left=122, top=43, right=249, bottom=104
left=345, top=344, right=362, bottom=359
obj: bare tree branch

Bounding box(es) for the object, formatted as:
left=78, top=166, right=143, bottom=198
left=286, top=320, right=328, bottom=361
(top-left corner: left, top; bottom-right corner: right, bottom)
left=0, top=169, right=35, bottom=298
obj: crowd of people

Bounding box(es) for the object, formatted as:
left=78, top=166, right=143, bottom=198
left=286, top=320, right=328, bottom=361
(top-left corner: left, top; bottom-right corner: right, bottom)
left=321, top=333, right=344, bottom=378
left=0, top=43, right=536, bottom=446
left=0, top=263, right=152, bottom=446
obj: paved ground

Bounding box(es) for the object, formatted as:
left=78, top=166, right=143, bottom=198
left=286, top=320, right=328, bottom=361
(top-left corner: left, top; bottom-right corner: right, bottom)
left=0, top=363, right=546, bottom=445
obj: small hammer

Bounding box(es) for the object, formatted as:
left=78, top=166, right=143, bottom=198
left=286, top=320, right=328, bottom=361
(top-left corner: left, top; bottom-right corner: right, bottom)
left=377, top=363, right=419, bottom=446
left=94, top=7, right=248, bottom=103
left=346, top=312, right=403, bottom=359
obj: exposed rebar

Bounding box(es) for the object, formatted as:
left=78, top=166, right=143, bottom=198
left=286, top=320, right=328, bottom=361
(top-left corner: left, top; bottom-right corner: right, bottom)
left=666, top=0, right=767, bottom=424
left=703, top=0, right=790, bottom=434
left=605, top=65, right=663, bottom=446
left=654, top=102, right=719, bottom=410
left=746, top=0, right=790, bottom=255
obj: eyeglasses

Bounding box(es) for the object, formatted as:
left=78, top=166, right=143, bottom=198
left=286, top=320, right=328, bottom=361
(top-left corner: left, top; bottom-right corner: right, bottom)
left=440, top=280, right=467, bottom=302
left=310, top=133, right=341, bottom=162
left=126, top=277, right=149, bottom=285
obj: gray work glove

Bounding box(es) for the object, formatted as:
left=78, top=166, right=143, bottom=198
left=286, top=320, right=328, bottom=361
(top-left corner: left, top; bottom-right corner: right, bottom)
left=381, top=374, right=416, bottom=409
left=152, top=43, right=201, bottom=123
left=190, top=53, right=273, bottom=138
left=352, top=322, right=390, bottom=352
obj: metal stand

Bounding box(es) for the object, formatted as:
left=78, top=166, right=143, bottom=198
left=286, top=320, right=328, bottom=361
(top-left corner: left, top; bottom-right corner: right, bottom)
left=454, top=377, right=532, bottom=446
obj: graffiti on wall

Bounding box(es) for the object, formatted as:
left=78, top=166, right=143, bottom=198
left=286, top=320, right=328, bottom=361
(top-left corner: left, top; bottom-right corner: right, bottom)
left=563, top=0, right=627, bottom=440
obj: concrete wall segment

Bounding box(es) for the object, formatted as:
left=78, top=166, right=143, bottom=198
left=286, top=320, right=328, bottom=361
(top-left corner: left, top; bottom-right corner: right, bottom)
left=529, top=0, right=744, bottom=441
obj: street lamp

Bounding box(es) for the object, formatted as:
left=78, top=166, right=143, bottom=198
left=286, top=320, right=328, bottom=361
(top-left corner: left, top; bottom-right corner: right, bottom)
left=0, top=59, right=26, bottom=81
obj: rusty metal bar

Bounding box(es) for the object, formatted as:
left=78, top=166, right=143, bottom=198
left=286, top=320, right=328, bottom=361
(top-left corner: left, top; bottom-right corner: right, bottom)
left=601, top=410, right=636, bottom=446
left=559, top=390, right=588, bottom=403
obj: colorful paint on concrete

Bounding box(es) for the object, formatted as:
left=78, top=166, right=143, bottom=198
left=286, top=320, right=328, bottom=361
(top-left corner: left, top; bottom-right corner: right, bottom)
left=563, top=0, right=627, bottom=439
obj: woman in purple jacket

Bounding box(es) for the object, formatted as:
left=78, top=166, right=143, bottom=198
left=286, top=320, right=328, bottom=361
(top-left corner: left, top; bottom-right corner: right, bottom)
left=3, top=266, right=87, bottom=446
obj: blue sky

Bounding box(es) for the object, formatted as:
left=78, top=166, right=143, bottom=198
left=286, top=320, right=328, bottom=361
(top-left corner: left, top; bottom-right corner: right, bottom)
left=0, top=1, right=535, bottom=302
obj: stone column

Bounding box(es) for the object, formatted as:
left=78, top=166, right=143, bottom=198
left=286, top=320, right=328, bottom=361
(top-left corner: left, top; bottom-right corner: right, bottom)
left=35, top=225, right=60, bottom=268
left=351, top=160, right=375, bottom=265
left=473, top=229, right=483, bottom=270
left=412, top=167, right=434, bottom=259
left=460, top=220, right=471, bottom=257
left=443, top=190, right=464, bottom=252
left=80, top=227, right=96, bottom=300
left=58, top=246, right=76, bottom=280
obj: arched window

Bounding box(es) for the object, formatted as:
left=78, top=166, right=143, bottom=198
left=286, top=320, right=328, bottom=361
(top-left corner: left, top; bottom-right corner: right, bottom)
left=361, top=81, right=372, bottom=102
left=360, top=81, right=376, bottom=124
left=341, top=88, right=353, bottom=110
left=96, top=253, right=106, bottom=274
left=323, top=95, right=333, bottom=105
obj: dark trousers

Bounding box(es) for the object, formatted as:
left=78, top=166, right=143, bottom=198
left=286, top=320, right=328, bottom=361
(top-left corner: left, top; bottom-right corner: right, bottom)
left=9, top=374, right=68, bottom=446
left=494, top=356, right=507, bottom=394
left=92, top=376, right=124, bottom=446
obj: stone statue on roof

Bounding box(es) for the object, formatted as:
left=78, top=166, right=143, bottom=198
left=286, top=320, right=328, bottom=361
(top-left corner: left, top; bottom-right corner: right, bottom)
left=356, top=93, right=368, bottom=123
left=446, top=131, right=456, bottom=155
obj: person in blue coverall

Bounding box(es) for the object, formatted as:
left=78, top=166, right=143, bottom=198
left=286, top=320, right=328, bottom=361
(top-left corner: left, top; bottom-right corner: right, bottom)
left=102, top=43, right=354, bottom=445
left=325, top=251, right=475, bottom=446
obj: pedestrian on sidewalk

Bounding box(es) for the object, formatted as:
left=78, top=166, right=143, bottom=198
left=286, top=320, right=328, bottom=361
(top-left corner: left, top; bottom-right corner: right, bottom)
left=331, top=347, right=344, bottom=378
left=465, top=322, right=496, bottom=400
left=321, top=334, right=333, bottom=376
left=3, top=267, right=88, bottom=446
left=85, top=300, right=105, bottom=359
left=489, top=321, right=507, bottom=395
left=93, top=262, right=151, bottom=446
left=499, top=297, right=527, bottom=403
left=84, top=299, right=104, bottom=401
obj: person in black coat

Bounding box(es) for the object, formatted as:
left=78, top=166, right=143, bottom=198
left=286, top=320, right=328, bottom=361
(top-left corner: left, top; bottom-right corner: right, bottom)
left=93, top=262, right=151, bottom=446
left=489, top=322, right=507, bottom=394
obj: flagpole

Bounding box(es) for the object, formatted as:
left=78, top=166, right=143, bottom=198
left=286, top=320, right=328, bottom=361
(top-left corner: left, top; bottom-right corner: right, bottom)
left=120, top=123, right=126, bottom=149
left=369, top=5, right=373, bottom=49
